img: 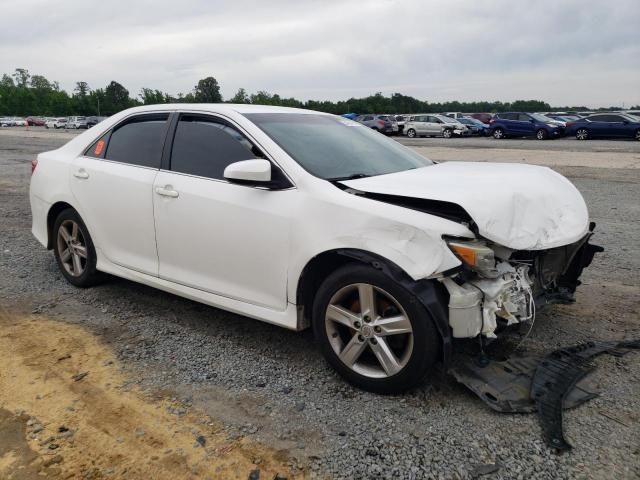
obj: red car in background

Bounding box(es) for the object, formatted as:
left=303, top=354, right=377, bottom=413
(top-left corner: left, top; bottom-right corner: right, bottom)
left=470, top=113, right=493, bottom=124
left=26, top=116, right=46, bottom=126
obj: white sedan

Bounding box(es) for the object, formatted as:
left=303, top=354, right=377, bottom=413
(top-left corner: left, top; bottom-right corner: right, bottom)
left=45, top=117, right=68, bottom=129
left=29, top=104, right=602, bottom=393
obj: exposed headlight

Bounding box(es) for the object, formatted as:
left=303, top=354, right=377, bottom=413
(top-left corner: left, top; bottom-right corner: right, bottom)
left=446, top=239, right=495, bottom=271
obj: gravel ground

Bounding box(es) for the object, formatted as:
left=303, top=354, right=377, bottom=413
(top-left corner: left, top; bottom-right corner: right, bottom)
left=1, top=130, right=639, bottom=479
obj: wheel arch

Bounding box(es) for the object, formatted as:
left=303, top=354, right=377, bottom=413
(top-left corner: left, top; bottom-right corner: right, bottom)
left=46, top=201, right=77, bottom=249
left=296, top=248, right=452, bottom=366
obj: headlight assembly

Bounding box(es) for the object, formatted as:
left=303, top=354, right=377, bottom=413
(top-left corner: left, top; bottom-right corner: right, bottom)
left=446, top=239, right=496, bottom=272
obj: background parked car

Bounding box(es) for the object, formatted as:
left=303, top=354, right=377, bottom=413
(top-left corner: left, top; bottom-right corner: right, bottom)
left=87, top=116, right=108, bottom=128
left=26, top=116, right=46, bottom=126
left=442, top=112, right=466, bottom=119
left=45, top=117, right=68, bottom=129
left=469, top=113, right=493, bottom=124
left=1, top=117, right=15, bottom=127
left=457, top=117, right=489, bottom=136
left=394, top=115, right=406, bottom=135
left=11, top=118, right=28, bottom=127
left=404, top=114, right=469, bottom=138
left=67, top=116, right=88, bottom=129
left=489, top=112, right=563, bottom=140
left=379, top=115, right=400, bottom=135
left=565, top=113, right=640, bottom=141
left=355, top=114, right=395, bottom=135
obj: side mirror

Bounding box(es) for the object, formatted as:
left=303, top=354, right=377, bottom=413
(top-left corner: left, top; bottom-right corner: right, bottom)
left=530, top=118, right=536, bottom=123
left=224, top=159, right=271, bottom=184
left=623, top=120, right=629, bottom=124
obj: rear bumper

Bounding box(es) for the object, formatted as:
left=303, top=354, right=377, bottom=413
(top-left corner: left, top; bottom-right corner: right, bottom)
left=30, top=193, right=49, bottom=248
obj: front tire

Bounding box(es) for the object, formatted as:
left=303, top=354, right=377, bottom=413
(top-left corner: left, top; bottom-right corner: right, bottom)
left=493, top=127, right=505, bottom=139
left=442, top=128, right=453, bottom=138
left=576, top=128, right=589, bottom=140
left=312, top=263, right=439, bottom=394
left=53, top=209, right=102, bottom=288
left=406, top=128, right=416, bottom=138
left=536, top=128, right=548, bottom=140
left=634, top=129, right=640, bottom=141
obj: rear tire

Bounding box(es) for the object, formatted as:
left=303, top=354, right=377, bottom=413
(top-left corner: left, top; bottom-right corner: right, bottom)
left=493, top=127, right=505, bottom=139
left=536, top=128, right=548, bottom=140
left=53, top=209, right=102, bottom=288
left=312, top=263, right=440, bottom=394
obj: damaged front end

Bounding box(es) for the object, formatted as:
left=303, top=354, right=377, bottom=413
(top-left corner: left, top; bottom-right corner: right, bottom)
left=440, top=223, right=603, bottom=340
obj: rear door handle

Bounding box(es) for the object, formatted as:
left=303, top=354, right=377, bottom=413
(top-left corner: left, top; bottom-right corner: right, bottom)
left=73, top=169, right=89, bottom=179
left=155, top=186, right=179, bottom=198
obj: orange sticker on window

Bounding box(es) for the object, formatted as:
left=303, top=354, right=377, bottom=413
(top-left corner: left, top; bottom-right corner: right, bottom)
left=94, top=139, right=105, bottom=156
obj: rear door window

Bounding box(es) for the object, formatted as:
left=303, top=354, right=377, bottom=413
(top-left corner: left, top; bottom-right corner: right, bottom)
left=104, top=114, right=169, bottom=168
left=170, top=115, right=260, bottom=180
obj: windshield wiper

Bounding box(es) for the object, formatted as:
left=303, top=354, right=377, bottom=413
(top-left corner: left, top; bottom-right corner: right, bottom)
left=326, top=173, right=371, bottom=182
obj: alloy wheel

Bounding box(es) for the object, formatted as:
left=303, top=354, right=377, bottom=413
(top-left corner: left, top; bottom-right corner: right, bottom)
left=576, top=128, right=588, bottom=140
left=325, top=283, right=414, bottom=379
left=493, top=129, right=504, bottom=139
left=635, top=130, right=640, bottom=141
left=536, top=129, right=546, bottom=140
left=442, top=129, right=452, bottom=138
left=56, top=219, right=88, bottom=277
left=407, top=129, right=416, bottom=138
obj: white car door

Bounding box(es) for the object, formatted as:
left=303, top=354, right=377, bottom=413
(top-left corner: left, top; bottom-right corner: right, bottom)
left=70, top=113, right=169, bottom=276
left=152, top=113, right=293, bottom=311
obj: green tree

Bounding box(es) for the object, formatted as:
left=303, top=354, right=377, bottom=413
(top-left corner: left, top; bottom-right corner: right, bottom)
left=1, top=74, right=14, bottom=88
left=229, top=87, right=250, bottom=104
left=510, top=99, right=551, bottom=112
left=30, top=75, right=51, bottom=90
left=74, top=81, right=90, bottom=97
left=13, top=68, right=30, bottom=87
left=193, top=76, right=222, bottom=103
left=103, top=81, right=131, bottom=115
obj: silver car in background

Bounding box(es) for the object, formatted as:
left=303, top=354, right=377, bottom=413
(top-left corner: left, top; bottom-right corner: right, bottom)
left=404, top=114, right=469, bottom=138
left=355, top=114, right=396, bottom=135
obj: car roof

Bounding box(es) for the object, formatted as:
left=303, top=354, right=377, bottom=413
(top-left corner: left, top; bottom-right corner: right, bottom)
left=120, top=103, right=327, bottom=116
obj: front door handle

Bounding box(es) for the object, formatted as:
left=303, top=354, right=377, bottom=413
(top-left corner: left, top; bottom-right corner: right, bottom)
left=73, top=169, right=89, bottom=179
left=155, top=186, right=179, bottom=198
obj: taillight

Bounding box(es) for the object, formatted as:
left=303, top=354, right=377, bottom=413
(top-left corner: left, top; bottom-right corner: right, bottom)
left=566, top=122, right=574, bottom=128
left=377, top=119, right=385, bottom=126
left=31, top=159, right=37, bottom=175
left=489, top=118, right=495, bottom=124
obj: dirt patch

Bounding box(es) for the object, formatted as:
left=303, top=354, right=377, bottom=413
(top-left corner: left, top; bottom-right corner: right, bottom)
left=0, top=307, right=302, bottom=479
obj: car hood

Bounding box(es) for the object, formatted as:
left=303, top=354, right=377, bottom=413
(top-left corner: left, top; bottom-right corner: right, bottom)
left=342, top=162, right=589, bottom=250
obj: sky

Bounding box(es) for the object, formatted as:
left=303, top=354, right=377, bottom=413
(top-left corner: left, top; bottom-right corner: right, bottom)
left=1, top=0, right=639, bottom=107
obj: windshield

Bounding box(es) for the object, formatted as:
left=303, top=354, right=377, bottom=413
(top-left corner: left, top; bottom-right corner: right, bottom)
left=244, top=113, right=432, bottom=180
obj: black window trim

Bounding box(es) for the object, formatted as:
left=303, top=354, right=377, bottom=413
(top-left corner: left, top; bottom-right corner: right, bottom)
left=81, top=111, right=173, bottom=170
left=163, top=110, right=295, bottom=190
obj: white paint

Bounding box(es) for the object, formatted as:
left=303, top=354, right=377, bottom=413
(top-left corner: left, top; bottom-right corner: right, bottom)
left=30, top=104, right=589, bottom=333
left=223, top=159, right=272, bottom=183
left=343, top=161, right=590, bottom=250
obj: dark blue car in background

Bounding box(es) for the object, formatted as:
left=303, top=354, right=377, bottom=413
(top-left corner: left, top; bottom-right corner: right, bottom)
left=489, top=112, right=563, bottom=140
left=457, top=117, right=489, bottom=136
left=565, top=113, right=640, bottom=141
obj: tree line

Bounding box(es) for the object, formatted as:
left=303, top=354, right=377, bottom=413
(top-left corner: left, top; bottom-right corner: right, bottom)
left=0, top=68, right=634, bottom=118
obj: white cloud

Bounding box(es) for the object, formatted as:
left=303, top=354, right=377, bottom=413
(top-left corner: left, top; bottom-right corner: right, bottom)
left=0, top=0, right=638, bottom=107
